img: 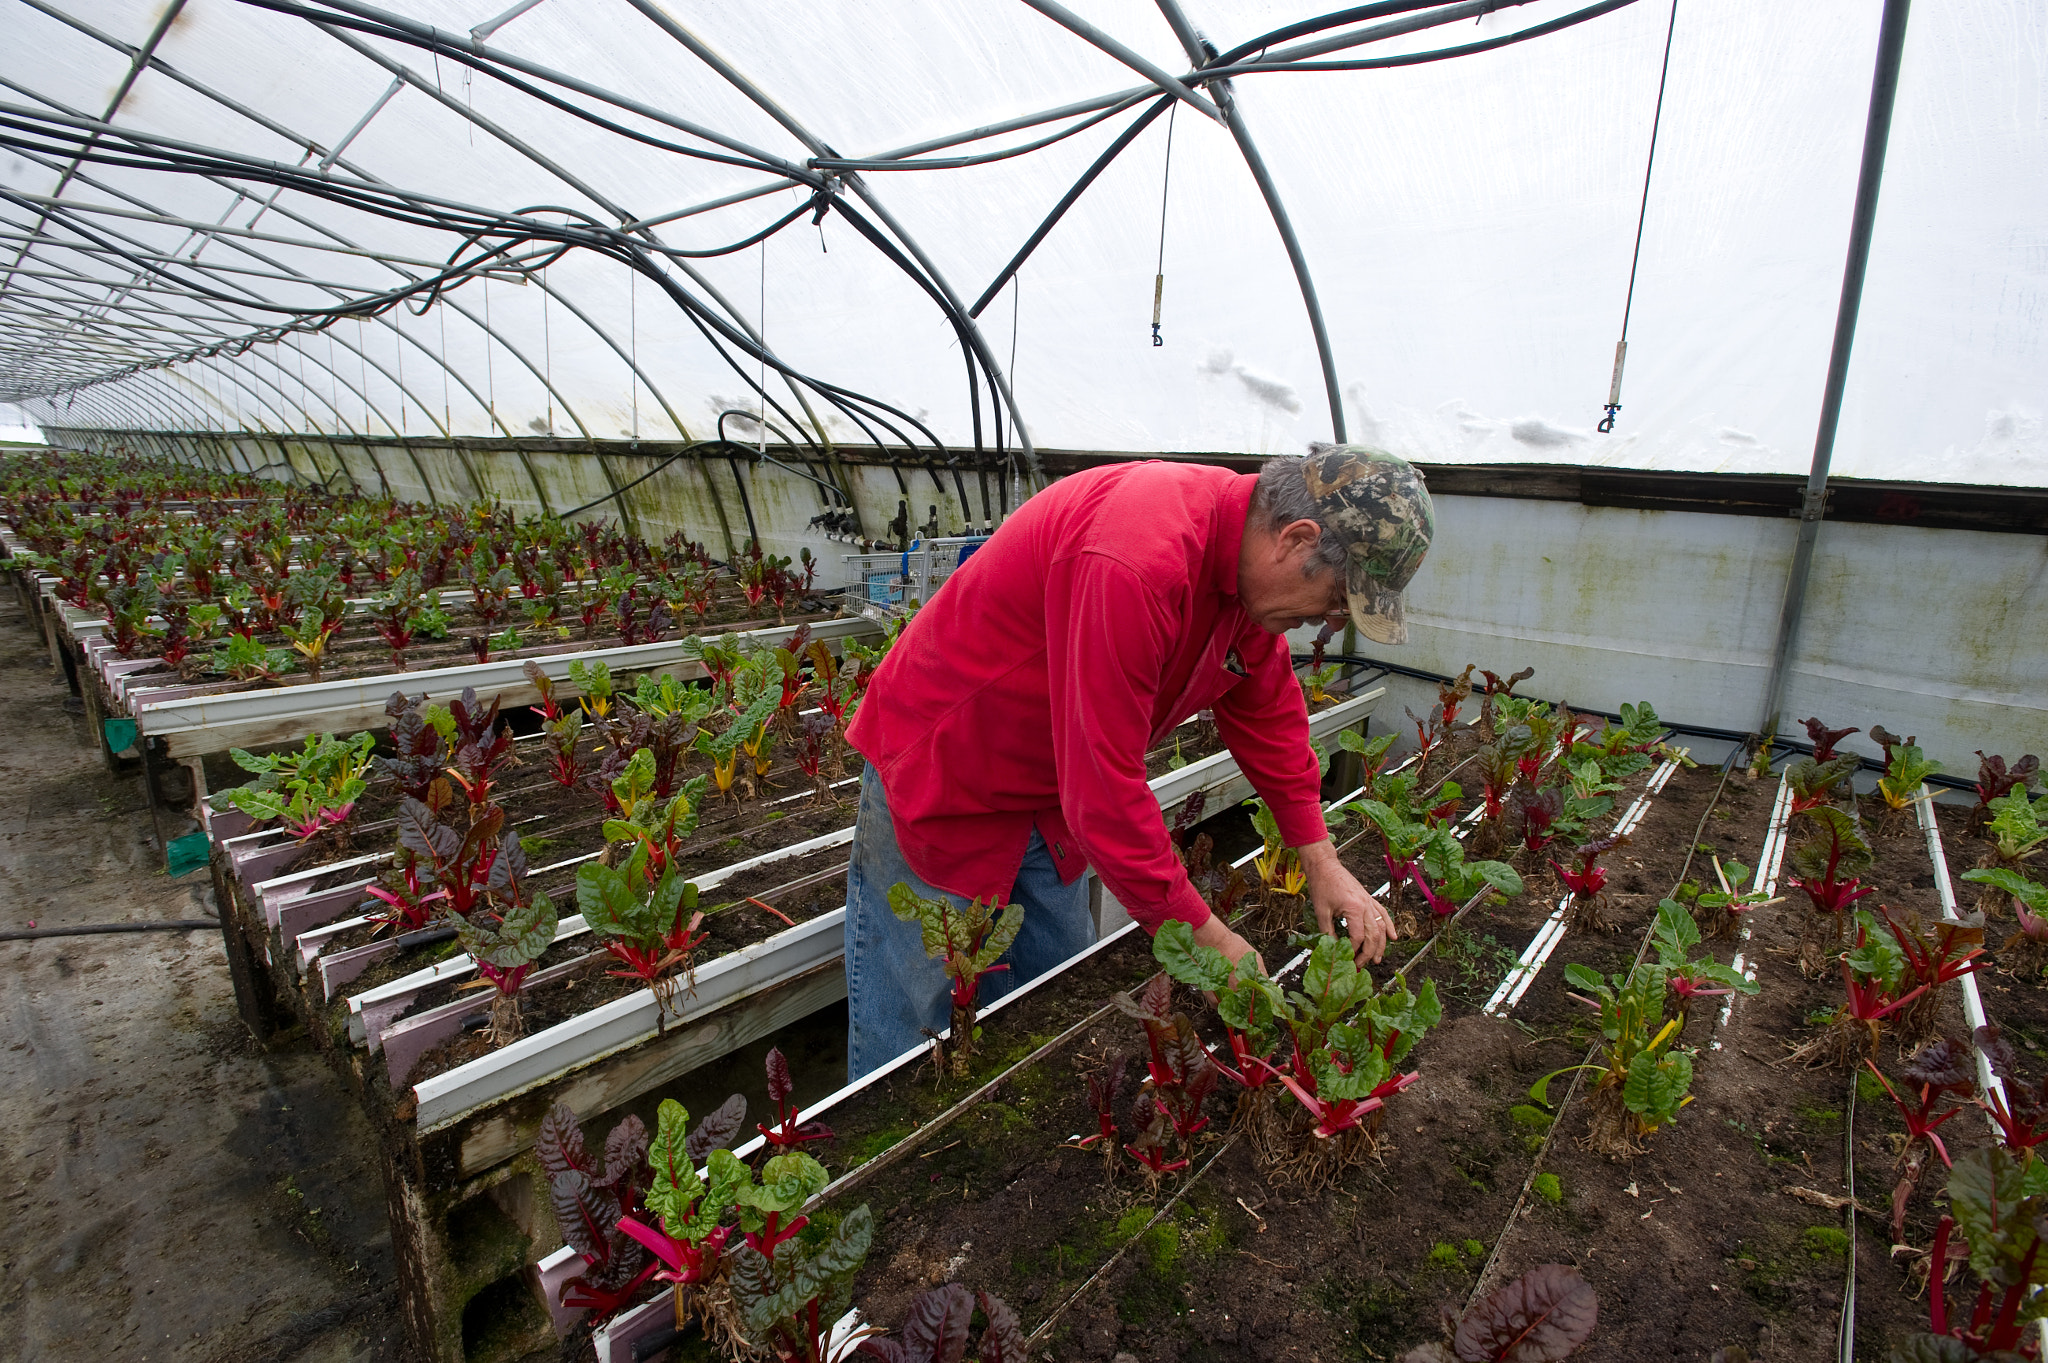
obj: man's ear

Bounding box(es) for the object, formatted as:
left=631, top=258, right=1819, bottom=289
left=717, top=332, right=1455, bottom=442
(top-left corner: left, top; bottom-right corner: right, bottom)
left=1276, top=518, right=1324, bottom=561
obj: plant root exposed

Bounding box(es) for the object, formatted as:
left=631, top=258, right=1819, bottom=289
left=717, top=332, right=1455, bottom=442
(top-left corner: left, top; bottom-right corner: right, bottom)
left=1783, top=1013, right=1875, bottom=1070
left=1578, top=1084, right=1644, bottom=1159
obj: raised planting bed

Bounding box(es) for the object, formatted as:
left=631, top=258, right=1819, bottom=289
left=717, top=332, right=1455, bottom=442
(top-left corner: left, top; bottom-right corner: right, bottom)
left=491, top=686, right=2048, bottom=1363
left=200, top=631, right=1382, bottom=1362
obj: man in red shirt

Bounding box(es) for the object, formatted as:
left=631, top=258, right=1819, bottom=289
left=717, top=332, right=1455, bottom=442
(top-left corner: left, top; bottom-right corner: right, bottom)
left=843, top=447, right=1435, bottom=1078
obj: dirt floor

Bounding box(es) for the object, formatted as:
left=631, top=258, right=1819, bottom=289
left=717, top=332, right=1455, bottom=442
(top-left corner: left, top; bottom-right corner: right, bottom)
left=0, top=595, right=403, bottom=1363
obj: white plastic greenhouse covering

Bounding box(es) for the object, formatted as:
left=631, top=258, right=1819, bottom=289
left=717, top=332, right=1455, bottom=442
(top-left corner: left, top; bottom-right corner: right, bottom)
left=0, top=0, right=2042, bottom=485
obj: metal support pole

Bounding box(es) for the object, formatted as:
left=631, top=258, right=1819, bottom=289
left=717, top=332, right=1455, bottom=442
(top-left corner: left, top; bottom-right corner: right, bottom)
left=1756, top=0, right=1911, bottom=743
left=1212, top=79, right=1348, bottom=444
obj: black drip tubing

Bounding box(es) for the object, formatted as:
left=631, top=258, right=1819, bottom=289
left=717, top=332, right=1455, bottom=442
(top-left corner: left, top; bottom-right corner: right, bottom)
left=1296, top=651, right=1982, bottom=795
left=2, top=919, right=219, bottom=942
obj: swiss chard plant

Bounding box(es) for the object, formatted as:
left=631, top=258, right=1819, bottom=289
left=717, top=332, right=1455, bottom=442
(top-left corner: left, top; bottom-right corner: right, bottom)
left=1972, top=750, right=2040, bottom=833
left=375, top=691, right=449, bottom=802
left=1694, top=856, right=1777, bottom=940
left=1906, top=1146, right=2048, bottom=1361
left=1876, top=739, right=1943, bottom=816
left=1540, top=959, right=1693, bottom=1154
left=1412, top=834, right=1522, bottom=920
left=451, top=879, right=558, bottom=1044
left=1647, top=899, right=1758, bottom=1027
left=1962, top=867, right=2048, bottom=966
left=1879, top=907, right=1988, bottom=1043
left=853, top=1282, right=1027, bottom=1363
left=757, top=1046, right=834, bottom=1152
left=1790, top=909, right=1925, bottom=1068
left=728, top=1179, right=873, bottom=1363
left=612, top=1096, right=750, bottom=1338
left=1111, top=974, right=1221, bottom=1157
left=1982, top=790, right=2047, bottom=872
left=1785, top=806, right=1877, bottom=972
left=1973, top=1026, right=2048, bottom=1159
left=536, top=1102, right=657, bottom=1320
left=1551, top=833, right=1628, bottom=930
left=1863, top=1036, right=1974, bottom=1245
left=576, top=847, right=711, bottom=1025
left=1785, top=752, right=1862, bottom=814
left=1802, top=717, right=1861, bottom=762
left=209, top=630, right=294, bottom=683
left=1073, top=1052, right=1129, bottom=1169
left=219, top=731, right=376, bottom=844
left=886, top=884, right=1024, bottom=1078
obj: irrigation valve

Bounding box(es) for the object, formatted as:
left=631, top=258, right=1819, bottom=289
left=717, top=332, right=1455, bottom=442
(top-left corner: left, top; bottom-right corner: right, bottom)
left=1599, top=339, right=1628, bottom=434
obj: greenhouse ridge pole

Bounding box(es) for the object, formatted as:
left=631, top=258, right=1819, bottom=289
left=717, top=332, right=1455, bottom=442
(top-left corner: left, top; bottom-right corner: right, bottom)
left=1757, top=0, right=1910, bottom=743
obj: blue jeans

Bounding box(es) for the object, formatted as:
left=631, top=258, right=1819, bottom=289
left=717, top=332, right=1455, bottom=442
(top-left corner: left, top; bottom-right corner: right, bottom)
left=844, top=766, right=1094, bottom=1081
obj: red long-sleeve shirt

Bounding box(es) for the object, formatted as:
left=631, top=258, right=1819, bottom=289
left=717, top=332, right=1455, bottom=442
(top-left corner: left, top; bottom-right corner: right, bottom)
left=845, top=460, right=1328, bottom=933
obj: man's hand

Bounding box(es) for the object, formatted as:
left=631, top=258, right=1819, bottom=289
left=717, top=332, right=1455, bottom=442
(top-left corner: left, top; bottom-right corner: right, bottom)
left=1297, top=838, right=1396, bottom=965
left=1191, top=913, right=1264, bottom=981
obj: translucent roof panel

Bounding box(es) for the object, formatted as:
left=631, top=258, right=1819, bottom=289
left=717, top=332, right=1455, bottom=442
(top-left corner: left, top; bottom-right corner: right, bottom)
left=0, top=0, right=2041, bottom=485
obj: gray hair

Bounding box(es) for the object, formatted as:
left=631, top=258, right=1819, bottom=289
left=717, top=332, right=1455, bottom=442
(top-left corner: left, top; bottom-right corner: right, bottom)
left=1252, top=453, right=1348, bottom=577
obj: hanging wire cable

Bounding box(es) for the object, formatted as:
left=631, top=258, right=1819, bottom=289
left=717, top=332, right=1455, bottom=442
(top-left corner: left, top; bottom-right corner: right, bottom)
left=1600, top=0, right=1679, bottom=434
left=1151, top=103, right=1177, bottom=347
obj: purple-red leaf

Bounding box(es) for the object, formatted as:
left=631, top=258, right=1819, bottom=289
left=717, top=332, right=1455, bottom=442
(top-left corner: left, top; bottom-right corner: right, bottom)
left=1802, top=718, right=1860, bottom=762
left=976, top=1290, right=1026, bottom=1363
left=765, top=1046, right=794, bottom=1105
left=535, top=1101, right=589, bottom=1181
left=898, top=1282, right=973, bottom=1363
left=1452, top=1264, right=1597, bottom=1362
left=594, top=1113, right=648, bottom=1190
left=684, top=1093, right=747, bottom=1161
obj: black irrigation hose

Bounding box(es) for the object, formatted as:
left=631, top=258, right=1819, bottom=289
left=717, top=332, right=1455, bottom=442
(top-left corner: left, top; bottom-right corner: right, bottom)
left=1, top=919, right=218, bottom=941
left=1300, top=651, right=1984, bottom=794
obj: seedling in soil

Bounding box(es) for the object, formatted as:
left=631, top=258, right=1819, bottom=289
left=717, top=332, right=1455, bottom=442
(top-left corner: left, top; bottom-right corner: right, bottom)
left=221, top=731, right=375, bottom=845
left=1801, top=717, right=1861, bottom=762
left=1400, top=1262, right=1598, bottom=1363
left=451, top=884, right=558, bottom=1044
left=794, top=711, right=838, bottom=803
left=886, top=884, right=1024, bottom=1078
left=576, top=848, right=711, bottom=1025
left=1124, top=1095, right=1189, bottom=1188
left=1647, top=899, right=1758, bottom=1028
left=854, top=1282, right=1027, bottom=1363
left=369, top=574, right=422, bottom=670
left=1875, top=732, right=1941, bottom=817
left=758, top=1046, right=835, bottom=1152
left=1973, top=1026, right=2048, bottom=1158
left=1974, top=793, right=2048, bottom=922
left=1074, top=1052, right=1129, bottom=1168
left=1908, top=1146, right=2048, bottom=1360
left=1465, top=668, right=1537, bottom=744
left=537, top=1102, right=658, bottom=1320
left=1972, top=750, right=2040, bottom=832
left=729, top=1189, right=873, bottom=1363
left=1338, top=728, right=1399, bottom=789
left=1542, top=960, right=1694, bottom=1154
left=1963, top=868, right=2048, bottom=967
left=281, top=607, right=340, bottom=682
left=1788, top=910, right=1925, bottom=1068
left=614, top=1097, right=749, bottom=1339
left=210, top=630, right=295, bottom=682
left=569, top=658, right=614, bottom=720
left=1552, top=834, right=1628, bottom=932
left=375, top=693, right=449, bottom=801
left=1880, top=907, right=1988, bottom=1044
left=1113, top=974, right=1222, bottom=1151
left=1785, top=752, right=1861, bottom=814
left=1303, top=661, right=1342, bottom=705
left=1413, top=835, right=1522, bottom=919
left=1865, top=1036, right=1975, bottom=1244
left=1695, top=857, right=1778, bottom=940
left=1786, top=807, right=1877, bottom=972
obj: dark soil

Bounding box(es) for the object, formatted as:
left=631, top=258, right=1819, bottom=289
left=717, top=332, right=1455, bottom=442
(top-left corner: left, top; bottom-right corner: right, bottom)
left=740, top=753, right=2010, bottom=1362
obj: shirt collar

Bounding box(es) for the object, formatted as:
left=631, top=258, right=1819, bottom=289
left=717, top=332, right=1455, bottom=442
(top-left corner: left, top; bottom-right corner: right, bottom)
left=1210, top=472, right=1256, bottom=597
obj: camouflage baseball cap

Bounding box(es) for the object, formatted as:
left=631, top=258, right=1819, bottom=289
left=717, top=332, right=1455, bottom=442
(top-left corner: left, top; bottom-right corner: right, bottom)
left=1301, top=445, right=1435, bottom=646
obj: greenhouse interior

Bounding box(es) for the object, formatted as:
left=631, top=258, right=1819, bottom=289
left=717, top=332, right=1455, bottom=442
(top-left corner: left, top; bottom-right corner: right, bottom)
left=1, top=0, right=2044, bottom=1360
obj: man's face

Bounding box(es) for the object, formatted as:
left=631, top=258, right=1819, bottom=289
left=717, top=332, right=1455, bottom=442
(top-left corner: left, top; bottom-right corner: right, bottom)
left=1240, top=518, right=1351, bottom=635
